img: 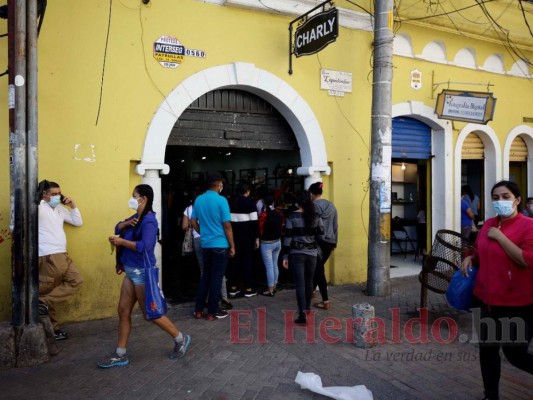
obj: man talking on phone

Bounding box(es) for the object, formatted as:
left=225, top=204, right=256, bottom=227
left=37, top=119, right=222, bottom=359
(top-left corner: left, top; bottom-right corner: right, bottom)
left=37, top=180, right=84, bottom=340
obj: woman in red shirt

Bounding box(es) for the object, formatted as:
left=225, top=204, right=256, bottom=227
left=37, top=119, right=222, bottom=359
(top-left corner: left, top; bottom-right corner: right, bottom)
left=461, top=180, right=533, bottom=400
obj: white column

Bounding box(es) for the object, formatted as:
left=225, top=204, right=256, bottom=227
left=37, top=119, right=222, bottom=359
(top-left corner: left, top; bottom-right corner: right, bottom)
left=297, top=165, right=331, bottom=189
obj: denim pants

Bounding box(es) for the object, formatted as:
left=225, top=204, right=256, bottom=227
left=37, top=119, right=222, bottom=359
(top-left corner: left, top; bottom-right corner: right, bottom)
left=195, top=247, right=229, bottom=315
left=260, top=240, right=281, bottom=288
left=290, top=253, right=317, bottom=316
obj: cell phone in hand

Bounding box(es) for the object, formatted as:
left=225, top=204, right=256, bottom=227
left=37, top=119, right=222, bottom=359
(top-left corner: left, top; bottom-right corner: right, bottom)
left=60, top=194, right=66, bottom=204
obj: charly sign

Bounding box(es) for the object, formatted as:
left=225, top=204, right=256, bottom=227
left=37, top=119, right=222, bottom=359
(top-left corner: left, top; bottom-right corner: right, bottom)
left=435, top=89, right=496, bottom=124
left=294, top=7, right=338, bottom=57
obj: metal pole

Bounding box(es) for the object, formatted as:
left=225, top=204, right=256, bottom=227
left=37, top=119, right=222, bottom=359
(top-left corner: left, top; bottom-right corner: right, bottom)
left=27, top=0, right=39, bottom=324
left=367, top=0, right=393, bottom=296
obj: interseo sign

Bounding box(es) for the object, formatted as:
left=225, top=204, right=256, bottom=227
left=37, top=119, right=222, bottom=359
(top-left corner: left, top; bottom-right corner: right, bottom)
left=294, top=7, right=338, bottom=57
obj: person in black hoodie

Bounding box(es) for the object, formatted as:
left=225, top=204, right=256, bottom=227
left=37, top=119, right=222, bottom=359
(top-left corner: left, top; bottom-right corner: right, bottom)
left=258, top=194, right=285, bottom=296
left=227, top=182, right=260, bottom=298
left=308, top=182, right=338, bottom=310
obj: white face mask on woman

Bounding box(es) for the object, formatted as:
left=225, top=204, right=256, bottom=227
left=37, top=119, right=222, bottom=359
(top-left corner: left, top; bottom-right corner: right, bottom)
left=128, top=197, right=139, bottom=210
left=492, top=200, right=515, bottom=217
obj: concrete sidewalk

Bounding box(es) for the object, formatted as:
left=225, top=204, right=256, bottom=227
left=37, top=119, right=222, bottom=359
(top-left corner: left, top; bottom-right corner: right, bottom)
left=0, top=276, right=532, bottom=400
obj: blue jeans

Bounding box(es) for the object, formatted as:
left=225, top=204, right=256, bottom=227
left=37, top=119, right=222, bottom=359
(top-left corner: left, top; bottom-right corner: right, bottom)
left=260, top=240, right=281, bottom=288
left=290, top=253, right=317, bottom=316
left=195, top=247, right=229, bottom=315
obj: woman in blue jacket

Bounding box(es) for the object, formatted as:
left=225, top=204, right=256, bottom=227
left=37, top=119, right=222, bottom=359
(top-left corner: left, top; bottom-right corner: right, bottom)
left=98, top=184, right=190, bottom=368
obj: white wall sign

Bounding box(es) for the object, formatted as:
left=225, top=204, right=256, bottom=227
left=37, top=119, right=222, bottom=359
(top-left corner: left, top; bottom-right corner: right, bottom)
left=410, top=69, right=422, bottom=90
left=320, top=69, right=352, bottom=93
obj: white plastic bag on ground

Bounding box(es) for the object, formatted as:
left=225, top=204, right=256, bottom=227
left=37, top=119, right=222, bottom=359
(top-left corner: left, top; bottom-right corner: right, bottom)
left=295, top=371, right=373, bottom=400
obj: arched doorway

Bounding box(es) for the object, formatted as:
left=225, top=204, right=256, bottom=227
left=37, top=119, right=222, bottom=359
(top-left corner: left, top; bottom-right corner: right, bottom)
left=503, top=125, right=533, bottom=197
left=136, top=62, right=331, bottom=297
left=454, top=124, right=501, bottom=229
left=162, top=89, right=303, bottom=300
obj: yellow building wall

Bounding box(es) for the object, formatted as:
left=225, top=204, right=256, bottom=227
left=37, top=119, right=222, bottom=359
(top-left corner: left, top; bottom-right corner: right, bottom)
left=0, top=0, right=373, bottom=321
left=0, top=1, right=531, bottom=323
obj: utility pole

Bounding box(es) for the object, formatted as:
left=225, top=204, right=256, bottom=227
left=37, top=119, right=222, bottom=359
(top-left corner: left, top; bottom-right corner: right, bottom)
left=6, top=0, right=48, bottom=367
left=367, top=0, right=393, bottom=296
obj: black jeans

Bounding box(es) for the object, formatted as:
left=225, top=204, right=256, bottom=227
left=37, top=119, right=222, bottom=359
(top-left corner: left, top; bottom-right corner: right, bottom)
left=313, top=240, right=335, bottom=302
left=290, top=253, right=317, bottom=317
left=195, top=248, right=229, bottom=315
left=472, top=297, right=533, bottom=400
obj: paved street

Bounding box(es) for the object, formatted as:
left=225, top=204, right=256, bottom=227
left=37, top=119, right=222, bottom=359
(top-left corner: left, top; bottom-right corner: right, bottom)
left=1, top=275, right=532, bottom=400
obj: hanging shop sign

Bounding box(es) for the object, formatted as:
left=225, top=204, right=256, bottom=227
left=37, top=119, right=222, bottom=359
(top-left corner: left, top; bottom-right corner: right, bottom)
left=153, top=36, right=206, bottom=69
left=435, top=90, right=496, bottom=124
left=320, top=69, right=352, bottom=97
left=289, top=1, right=338, bottom=74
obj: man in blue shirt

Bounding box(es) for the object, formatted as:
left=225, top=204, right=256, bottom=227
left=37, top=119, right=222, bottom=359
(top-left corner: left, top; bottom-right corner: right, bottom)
left=191, top=172, right=235, bottom=320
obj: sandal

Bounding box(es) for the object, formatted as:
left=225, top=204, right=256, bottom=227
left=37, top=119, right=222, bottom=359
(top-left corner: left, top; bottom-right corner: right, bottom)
left=313, top=301, right=330, bottom=310
left=260, top=290, right=275, bottom=297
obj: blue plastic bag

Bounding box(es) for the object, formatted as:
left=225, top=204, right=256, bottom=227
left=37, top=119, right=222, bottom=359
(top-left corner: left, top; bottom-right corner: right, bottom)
left=445, top=267, right=477, bottom=311
left=145, top=266, right=168, bottom=319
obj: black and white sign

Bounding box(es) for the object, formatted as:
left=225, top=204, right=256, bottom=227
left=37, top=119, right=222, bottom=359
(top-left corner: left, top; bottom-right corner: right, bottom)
left=294, top=8, right=338, bottom=57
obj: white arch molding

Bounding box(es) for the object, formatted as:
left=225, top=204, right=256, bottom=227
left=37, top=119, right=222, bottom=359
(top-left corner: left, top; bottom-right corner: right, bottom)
left=503, top=125, right=533, bottom=195
left=392, top=101, right=453, bottom=239
left=454, top=124, right=501, bottom=230
left=137, top=62, right=331, bottom=264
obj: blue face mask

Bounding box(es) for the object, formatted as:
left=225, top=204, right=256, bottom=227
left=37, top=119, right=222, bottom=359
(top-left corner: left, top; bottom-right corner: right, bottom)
left=48, top=195, right=61, bottom=208
left=493, top=200, right=515, bottom=217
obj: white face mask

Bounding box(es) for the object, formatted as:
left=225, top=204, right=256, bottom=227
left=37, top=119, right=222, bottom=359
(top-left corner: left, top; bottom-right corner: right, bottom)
left=128, top=197, right=139, bottom=210
left=219, top=184, right=223, bottom=193
left=492, top=200, right=515, bottom=217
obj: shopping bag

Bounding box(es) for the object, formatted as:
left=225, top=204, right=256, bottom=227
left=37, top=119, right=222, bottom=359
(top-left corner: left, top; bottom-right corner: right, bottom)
left=445, top=267, right=477, bottom=311
left=182, top=227, right=194, bottom=256
left=143, top=251, right=167, bottom=319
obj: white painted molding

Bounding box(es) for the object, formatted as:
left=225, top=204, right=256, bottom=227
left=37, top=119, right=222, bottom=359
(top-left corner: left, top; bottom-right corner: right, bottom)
left=503, top=125, right=533, bottom=196
left=197, top=0, right=373, bottom=31
left=454, top=124, right=501, bottom=229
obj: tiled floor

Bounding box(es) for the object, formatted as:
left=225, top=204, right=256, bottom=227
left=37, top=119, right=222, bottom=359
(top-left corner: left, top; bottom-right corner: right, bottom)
left=390, top=253, right=423, bottom=278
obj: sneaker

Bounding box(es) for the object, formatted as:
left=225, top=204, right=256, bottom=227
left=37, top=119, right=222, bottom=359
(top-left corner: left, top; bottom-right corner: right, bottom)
left=54, top=330, right=69, bottom=340
left=221, top=299, right=233, bottom=310
left=170, top=335, right=191, bottom=359
left=193, top=311, right=204, bottom=319
left=228, top=290, right=241, bottom=298
left=38, top=301, right=49, bottom=316
left=205, top=310, right=229, bottom=320
left=244, top=290, right=257, bottom=298
left=97, top=352, right=129, bottom=368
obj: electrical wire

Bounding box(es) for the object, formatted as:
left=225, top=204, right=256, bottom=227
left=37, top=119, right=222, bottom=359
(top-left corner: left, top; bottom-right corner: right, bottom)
left=95, top=0, right=112, bottom=126
left=395, top=0, right=496, bottom=22
left=138, top=4, right=178, bottom=119
left=316, top=52, right=371, bottom=235
left=518, top=0, right=533, bottom=39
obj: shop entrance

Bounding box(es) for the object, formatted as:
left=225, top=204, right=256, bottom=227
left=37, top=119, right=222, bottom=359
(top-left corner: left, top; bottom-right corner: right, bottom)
left=391, top=117, right=432, bottom=260
left=161, top=89, right=302, bottom=302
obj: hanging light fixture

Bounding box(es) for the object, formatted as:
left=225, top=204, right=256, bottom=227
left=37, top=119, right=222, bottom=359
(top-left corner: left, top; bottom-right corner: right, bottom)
left=401, top=162, right=406, bottom=170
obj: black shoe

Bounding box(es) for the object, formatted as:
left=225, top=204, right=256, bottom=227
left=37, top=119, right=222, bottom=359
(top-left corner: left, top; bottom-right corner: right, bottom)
left=228, top=290, right=241, bottom=299
left=244, top=290, right=257, bottom=298
left=294, top=316, right=307, bottom=324
left=206, top=310, right=229, bottom=320
left=54, top=330, right=69, bottom=340
left=221, top=299, right=233, bottom=310
left=38, top=301, right=49, bottom=316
